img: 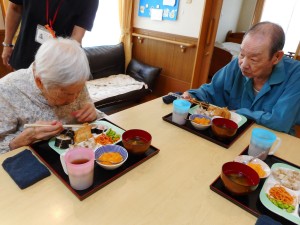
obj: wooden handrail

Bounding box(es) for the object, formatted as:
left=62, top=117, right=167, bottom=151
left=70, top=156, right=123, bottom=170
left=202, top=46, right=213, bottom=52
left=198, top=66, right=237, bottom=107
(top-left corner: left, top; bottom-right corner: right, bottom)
left=132, top=32, right=195, bottom=52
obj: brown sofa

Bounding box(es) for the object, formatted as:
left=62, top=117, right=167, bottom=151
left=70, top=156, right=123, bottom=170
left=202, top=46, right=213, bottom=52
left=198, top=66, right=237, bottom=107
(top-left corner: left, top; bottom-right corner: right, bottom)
left=84, top=43, right=161, bottom=110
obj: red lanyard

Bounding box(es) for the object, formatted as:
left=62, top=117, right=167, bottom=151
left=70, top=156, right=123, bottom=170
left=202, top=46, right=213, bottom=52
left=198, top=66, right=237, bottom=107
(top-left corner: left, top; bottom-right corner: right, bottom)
left=46, top=0, right=64, bottom=30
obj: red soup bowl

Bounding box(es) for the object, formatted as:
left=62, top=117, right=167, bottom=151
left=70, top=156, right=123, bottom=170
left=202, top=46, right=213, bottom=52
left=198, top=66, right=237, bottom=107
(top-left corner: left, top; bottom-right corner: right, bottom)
left=122, top=129, right=152, bottom=154
left=221, top=161, right=260, bottom=195
left=211, top=117, right=238, bottom=140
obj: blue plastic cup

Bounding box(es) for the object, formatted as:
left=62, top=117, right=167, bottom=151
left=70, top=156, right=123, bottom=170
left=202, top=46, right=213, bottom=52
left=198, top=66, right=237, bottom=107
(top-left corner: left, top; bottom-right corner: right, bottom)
left=172, top=99, right=191, bottom=125
left=248, top=128, right=281, bottom=160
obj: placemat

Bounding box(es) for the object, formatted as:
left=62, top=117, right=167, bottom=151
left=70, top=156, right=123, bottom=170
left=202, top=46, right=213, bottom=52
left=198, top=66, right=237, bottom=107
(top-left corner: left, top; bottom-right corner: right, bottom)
left=210, top=147, right=299, bottom=225
left=162, top=113, right=254, bottom=148
left=30, top=119, right=159, bottom=201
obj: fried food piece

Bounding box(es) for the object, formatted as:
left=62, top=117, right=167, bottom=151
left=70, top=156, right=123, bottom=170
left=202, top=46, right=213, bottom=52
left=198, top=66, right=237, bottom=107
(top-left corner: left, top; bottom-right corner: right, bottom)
left=74, top=123, right=93, bottom=143
left=207, top=106, right=231, bottom=119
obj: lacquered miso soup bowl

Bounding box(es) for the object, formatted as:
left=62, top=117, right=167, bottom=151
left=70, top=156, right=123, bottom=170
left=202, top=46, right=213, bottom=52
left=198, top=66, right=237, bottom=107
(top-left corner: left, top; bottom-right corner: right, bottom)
left=221, top=162, right=260, bottom=195
left=211, top=117, right=238, bottom=140
left=122, top=129, right=152, bottom=154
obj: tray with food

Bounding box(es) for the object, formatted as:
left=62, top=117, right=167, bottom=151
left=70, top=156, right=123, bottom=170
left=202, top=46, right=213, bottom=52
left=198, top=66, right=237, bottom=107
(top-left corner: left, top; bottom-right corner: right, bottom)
left=210, top=147, right=300, bottom=225
left=166, top=93, right=248, bottom=127
left=162, top=107, right=253, bottom=148
left=188, top=105, right=247, bottom=128
left=259, top=163, right=300, bottom=224
left=30, top=118, right=160, bottom=200
left=48, top=120, right=124, bottom=155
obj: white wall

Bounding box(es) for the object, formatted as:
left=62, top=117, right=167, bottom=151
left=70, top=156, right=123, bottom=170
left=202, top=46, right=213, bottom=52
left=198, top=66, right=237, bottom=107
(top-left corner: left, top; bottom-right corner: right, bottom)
left=133, top=0, right=205, bottom=38
left=215, top=0, right=243, bottom=42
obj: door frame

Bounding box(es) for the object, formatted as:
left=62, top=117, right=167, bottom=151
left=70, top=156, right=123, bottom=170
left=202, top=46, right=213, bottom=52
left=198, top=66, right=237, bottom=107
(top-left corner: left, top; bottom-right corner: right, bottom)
left=191, top=0, right=223, bottom=88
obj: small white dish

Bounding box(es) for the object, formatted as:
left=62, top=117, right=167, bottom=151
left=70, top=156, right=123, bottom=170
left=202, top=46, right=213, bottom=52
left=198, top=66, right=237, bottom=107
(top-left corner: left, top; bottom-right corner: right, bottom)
left=234, top=155, right=271, bottom=178
left=189, top=114, right=211, bottom=130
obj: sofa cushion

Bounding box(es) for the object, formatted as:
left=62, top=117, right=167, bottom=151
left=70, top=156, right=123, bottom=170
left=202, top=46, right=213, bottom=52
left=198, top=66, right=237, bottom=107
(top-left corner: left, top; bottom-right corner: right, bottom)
left=84, top=43, right=125, bottom=80
left=126, top=59, right=161, bottom=90
left=87, top=74, right=147, bottom=103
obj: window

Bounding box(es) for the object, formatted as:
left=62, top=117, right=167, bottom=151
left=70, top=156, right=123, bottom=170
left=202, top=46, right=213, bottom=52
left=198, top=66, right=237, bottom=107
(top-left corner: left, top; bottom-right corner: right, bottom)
left=82, top=0, right=120, bottom=47
left=260, top=0, right=300, bottom=53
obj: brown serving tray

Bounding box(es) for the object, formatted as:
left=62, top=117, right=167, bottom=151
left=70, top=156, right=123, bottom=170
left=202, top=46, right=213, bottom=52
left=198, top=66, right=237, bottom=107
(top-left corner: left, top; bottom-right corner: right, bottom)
left=30, top=119, right=159, bottom=201
left=210, top=147, right=299, bottom=225
left=162, top=113, right=254, bottom=148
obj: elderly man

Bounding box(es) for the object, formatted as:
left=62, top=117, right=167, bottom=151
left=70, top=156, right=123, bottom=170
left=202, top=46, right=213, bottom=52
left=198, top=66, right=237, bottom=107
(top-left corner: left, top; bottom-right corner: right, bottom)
left=183, top=21, right=300, bottom=135
left=0, top=38, right=101, bottom=154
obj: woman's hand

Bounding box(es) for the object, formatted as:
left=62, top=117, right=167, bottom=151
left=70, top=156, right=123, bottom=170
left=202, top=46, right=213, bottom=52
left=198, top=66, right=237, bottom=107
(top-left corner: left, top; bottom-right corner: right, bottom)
left=2, top=47, right=13, bottom=68
left=30, top=120, right=64, bottom=141
left=9, top=120, right=64, bottom=150
left=71, top=103, right=97, bottom=123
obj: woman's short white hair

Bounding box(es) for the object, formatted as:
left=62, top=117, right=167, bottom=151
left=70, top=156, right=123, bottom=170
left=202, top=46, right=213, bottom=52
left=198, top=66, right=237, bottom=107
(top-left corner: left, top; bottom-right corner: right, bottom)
left=34, top=37, right=90, bottom=89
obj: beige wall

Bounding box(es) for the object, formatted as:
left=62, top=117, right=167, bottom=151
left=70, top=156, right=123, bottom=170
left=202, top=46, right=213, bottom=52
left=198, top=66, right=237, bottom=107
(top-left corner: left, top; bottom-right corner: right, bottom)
left=237, top=0, right=257, bottom=31
left=215, top=0, right=243, bottom=42
left=133, top=0, right=205, bottom=38
left=0, top=6, right=4, bottom=29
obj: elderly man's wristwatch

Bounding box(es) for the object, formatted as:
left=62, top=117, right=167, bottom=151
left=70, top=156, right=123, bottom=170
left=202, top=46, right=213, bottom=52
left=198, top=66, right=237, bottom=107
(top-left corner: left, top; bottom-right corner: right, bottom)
left=2, top=42, right=14, bottom=47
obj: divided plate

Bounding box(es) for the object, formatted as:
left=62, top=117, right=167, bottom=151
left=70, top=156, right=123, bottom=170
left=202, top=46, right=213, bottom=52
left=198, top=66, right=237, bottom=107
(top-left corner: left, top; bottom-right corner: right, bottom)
left=259, top=163, right=300, bottom=224
left=189, top=105, right=247, bottom=128
left=48, top=120, right=125, bottom=155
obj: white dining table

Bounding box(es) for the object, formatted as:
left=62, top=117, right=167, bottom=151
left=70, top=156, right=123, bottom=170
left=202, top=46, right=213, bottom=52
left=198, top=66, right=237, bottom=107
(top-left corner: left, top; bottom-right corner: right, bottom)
left=0, top=97, right=299, bottom=225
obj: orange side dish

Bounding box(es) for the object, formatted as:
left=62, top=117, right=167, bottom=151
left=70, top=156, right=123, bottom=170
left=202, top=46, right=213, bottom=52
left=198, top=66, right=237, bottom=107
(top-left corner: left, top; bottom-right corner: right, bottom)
left=192, top=117, right=210, bottom=125
left=94, top=134, right=114, bottom=145
left=99, top=152, right=123, bottom=165
left=269, top=184, right=295, bottom=205
left=247, top=162, right=266, bottom=178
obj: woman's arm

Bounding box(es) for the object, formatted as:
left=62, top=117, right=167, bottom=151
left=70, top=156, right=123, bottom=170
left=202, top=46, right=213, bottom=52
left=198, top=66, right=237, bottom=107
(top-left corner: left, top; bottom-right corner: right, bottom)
left=71, top=26, right=86, bottom=44
left=8, top=121, right=64, bottom=150
left=2, top=2, right=22, bottom=67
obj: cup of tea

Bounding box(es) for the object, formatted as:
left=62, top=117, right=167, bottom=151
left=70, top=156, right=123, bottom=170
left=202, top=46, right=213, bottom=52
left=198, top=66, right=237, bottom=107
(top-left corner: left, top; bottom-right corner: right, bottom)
left=60, top=147, right=95, bottom=190
left=172, top=99, right=191, bottom=125
left=248, top=128, right=281, bottom=160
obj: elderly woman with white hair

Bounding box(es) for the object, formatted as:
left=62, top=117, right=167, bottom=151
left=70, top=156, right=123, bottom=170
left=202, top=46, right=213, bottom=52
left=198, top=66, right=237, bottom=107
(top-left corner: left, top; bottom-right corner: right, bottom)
left=0, top=38, right=101, bottom=154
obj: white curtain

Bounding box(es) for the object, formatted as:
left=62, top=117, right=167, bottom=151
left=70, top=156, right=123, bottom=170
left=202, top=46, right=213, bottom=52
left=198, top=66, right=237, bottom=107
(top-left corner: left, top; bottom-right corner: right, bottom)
left=82, top=0, right=121, bottom=47
left=261, top=0, right=300, bottom=53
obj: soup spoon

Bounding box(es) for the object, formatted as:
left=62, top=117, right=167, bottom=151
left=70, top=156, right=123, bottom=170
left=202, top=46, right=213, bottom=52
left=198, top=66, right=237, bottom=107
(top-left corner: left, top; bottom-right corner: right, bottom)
left=242, top=151, right=266, bottom=164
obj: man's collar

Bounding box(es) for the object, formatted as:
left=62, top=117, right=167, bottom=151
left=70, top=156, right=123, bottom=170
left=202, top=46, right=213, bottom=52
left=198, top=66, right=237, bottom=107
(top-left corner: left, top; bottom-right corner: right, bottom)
left=268, top=59, right=285, bottom=85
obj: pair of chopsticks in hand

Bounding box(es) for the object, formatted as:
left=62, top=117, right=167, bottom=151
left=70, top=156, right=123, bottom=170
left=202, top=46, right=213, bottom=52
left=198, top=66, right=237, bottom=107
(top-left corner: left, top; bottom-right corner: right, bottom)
left=188, top=98, right=210, bottom=110
left=23, top=124, right=85, bottom=129
left=168, top=92, right=210, bottom=109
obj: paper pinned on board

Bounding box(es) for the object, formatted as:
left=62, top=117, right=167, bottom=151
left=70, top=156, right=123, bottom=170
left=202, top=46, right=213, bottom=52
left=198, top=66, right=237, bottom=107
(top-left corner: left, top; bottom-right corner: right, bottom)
left=163, top=0, right=176, bottom=7
left=150, top=8, right=163, bottom=21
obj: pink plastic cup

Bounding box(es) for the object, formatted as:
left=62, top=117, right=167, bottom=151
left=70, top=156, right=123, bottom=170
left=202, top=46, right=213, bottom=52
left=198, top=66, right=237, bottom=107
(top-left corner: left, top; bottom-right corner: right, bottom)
left=63, top=147, right=95, bottom=190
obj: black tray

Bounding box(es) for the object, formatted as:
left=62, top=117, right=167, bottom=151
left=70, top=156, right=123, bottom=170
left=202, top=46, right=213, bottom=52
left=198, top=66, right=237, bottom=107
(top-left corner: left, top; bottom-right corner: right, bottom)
left=162, top=113, right=254, bottom=148
left=30, top=119, right=159, bottom=201
left=210, top=147, right=300, bottom=225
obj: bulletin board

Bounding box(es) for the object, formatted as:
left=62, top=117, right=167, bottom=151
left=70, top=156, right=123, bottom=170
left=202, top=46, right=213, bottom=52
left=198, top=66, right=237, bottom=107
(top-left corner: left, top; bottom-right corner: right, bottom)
left=138, top=0, right=179, bottom=21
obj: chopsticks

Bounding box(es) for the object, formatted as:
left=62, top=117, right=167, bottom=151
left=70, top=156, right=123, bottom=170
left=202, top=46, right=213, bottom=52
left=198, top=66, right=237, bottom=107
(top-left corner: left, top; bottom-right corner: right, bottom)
left=167, top=92, right=210, bottom=109
left=188, top=98, right=210, bottom=110
left=24, top=124, right=85, bottom=129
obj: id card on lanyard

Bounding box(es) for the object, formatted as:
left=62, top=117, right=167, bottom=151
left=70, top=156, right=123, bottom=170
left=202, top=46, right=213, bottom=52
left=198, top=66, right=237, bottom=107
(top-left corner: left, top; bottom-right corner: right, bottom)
left=35, top=0, right=64, bottom=44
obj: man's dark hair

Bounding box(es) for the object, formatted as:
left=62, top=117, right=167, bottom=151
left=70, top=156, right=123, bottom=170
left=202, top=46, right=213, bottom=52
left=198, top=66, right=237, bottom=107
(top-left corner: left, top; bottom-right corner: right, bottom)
left=245, top=21, right=285, bottom=58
